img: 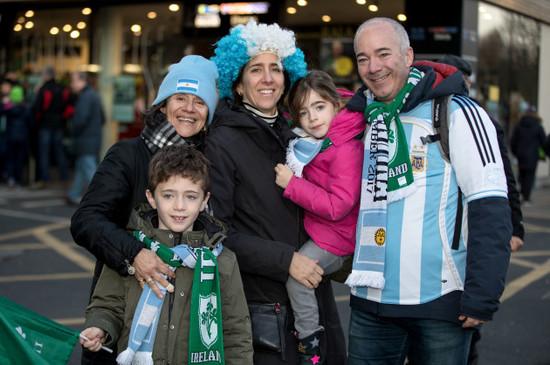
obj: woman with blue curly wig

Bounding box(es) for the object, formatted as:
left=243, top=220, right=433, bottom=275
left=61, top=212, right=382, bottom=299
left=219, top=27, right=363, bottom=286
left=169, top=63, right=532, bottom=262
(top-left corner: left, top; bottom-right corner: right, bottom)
left=204, top=20, right=346, bottom=365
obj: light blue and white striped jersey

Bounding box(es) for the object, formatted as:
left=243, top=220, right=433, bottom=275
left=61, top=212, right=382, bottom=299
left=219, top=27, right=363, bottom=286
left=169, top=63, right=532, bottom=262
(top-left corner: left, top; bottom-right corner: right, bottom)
left=352, top=97, right=508, bottom=305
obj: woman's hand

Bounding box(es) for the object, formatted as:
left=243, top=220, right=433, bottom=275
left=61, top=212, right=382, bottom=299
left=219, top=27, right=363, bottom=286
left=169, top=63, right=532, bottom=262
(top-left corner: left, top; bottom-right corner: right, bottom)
left=133, top=248, right=175, bottom=298
left=275, top=163, right=294, bottom=189
left=79, top=327, right=106, bottom=352
left=289, top=252, right=324, bottom=289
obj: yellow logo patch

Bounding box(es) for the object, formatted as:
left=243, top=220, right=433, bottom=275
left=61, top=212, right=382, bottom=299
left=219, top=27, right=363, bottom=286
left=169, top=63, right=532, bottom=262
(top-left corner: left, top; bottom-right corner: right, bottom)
left=375, top=228, right=386, bottom=246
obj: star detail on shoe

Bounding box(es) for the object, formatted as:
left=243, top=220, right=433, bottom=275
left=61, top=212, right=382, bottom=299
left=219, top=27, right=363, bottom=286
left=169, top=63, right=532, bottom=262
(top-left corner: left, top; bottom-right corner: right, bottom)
left=310, top=337, right=320, bottom=348
left=297, top=343, right=306, bottom=353
left=311, top=354, right=320, bottom=364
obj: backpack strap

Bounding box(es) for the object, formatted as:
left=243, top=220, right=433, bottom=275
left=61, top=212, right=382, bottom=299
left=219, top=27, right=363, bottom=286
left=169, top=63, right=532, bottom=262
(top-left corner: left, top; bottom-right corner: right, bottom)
left=452, top=188, right=462, bottom=250
left=424, top=94, right=453, bottom=163
left=422, top=93, right=462, bottom=250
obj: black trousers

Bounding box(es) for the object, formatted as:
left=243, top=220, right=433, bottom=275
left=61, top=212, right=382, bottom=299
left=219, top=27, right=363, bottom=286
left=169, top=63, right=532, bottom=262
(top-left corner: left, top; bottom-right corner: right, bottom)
left=518, top=168, right=536, bottom=201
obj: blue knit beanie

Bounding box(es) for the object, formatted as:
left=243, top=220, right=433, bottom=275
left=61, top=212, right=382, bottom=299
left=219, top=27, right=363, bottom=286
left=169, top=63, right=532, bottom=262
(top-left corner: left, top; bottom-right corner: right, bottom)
left=152, top=55, right=219, bottom=124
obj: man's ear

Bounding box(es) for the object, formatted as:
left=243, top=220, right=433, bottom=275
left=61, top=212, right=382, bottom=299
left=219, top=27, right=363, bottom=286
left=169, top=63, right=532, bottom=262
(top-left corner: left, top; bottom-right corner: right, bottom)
left=145, top=189, right=157, bottom=209
left=405, top=47, right=414, bottom=68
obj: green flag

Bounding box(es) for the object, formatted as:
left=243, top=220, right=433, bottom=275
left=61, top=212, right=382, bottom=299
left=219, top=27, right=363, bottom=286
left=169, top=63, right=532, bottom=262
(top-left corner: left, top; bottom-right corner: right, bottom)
left=0, top=296, right=79, bottom=365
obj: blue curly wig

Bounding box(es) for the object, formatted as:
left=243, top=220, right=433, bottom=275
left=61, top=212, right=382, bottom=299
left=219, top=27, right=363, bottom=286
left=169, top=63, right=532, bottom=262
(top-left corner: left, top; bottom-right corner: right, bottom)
left=211, top=20, right=308, bottom=99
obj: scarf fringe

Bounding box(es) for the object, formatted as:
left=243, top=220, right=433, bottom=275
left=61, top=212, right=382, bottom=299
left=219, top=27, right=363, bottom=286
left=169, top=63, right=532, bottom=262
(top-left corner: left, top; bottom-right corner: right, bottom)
left=116, top=348, right=136, bottom=365
left=133, top=351, right=154, bottom=365
left=345, top=270, right=385, bottom=289
left=387, top=182, right=417, bottom=204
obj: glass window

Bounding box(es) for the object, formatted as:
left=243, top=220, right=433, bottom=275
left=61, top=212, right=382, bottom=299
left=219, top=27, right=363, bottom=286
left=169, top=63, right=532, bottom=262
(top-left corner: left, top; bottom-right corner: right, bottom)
left=477, top=2, right=540, bottom=136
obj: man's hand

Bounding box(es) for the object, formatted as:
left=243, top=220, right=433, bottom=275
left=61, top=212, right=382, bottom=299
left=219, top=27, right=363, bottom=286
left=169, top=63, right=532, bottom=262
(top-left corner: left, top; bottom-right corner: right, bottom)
left=459, top=315, right=487, bottom=328
left=510, top=236, right=524, bottom=252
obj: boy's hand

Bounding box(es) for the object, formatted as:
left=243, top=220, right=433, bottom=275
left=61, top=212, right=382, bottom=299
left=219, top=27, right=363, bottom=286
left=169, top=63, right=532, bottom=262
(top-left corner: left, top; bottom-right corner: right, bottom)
left=80, top=327, right=106, bottom=352
left=275, top=163, right=294, bottom=189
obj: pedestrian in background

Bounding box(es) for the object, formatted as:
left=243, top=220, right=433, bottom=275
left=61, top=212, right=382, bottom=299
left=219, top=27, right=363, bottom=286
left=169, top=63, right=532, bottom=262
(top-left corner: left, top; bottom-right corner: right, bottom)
left=511, top=106, right=546, bottom=205
left=0, top=78, right=33, bottom=188
left=32, top=66, right=71, bottom=188
left=65, top=71, right=104, bottom=205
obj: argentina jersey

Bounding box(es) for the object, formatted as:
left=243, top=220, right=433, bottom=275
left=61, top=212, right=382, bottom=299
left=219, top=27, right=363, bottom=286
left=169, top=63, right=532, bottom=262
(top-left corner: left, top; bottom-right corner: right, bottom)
left=352, top=97, right=508, bottom=306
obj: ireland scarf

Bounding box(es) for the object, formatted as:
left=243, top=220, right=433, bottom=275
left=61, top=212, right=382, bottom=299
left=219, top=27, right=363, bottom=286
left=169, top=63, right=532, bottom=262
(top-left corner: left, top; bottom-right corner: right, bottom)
left=345, top=68, right=423, bottom=290
left=117, top=231, right=224, bottom=365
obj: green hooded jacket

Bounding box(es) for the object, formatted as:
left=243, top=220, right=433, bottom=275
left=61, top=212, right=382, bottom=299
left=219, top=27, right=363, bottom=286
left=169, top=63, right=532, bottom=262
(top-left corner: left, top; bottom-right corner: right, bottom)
left=85, top=204, right=253, bottom=364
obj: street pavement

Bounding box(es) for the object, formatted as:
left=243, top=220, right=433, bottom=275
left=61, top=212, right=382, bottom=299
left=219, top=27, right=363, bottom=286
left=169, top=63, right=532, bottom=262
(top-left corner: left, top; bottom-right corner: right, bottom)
left=0, top=180, right=549, bottom=364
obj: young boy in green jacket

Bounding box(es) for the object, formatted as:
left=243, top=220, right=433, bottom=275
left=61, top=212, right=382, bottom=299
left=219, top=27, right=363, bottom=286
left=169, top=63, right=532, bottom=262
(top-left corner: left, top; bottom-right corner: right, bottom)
left=79, top=144, right=253, bottom=364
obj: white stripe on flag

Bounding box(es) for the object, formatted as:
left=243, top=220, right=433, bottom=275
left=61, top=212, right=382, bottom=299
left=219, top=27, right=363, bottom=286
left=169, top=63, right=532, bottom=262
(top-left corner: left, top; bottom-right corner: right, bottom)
left=177, top=78, right=199, bottom=93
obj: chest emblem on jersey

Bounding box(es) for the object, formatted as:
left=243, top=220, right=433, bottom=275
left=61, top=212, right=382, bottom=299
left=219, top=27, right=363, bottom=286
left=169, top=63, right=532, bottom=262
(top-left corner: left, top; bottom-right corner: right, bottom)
left=411, top=155, right=426, bottom=172
left=410, top=144, right=427, bottom=173
left=374, top=228, right=386, bottom=246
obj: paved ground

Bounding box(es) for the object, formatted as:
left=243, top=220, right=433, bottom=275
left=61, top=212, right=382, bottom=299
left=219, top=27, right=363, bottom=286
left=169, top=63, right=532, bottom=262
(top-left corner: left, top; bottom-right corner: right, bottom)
left=0, top=179, right=549, bottom=364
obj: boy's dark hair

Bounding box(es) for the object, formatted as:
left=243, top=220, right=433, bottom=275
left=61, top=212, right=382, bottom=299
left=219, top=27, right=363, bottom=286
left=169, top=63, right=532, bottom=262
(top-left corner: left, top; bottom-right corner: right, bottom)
left=147, top=144, right=210, bottom=195
left=288, top=70, right=342, bottom=127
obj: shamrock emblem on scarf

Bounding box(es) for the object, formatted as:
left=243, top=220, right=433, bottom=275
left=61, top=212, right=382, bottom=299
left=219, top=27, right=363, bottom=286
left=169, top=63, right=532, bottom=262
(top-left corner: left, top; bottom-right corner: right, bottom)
left=200, top=301, right=219, bottom=337
left=388, top=128, right=395, bottom=144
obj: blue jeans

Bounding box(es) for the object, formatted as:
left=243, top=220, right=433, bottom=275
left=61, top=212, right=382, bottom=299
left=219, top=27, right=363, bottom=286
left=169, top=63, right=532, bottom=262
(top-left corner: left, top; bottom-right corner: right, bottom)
left=67, top=154, right=97, bottom=201
left=37, top=127, right=68, bottom=183
left=348, top=308, right=474, bottom=365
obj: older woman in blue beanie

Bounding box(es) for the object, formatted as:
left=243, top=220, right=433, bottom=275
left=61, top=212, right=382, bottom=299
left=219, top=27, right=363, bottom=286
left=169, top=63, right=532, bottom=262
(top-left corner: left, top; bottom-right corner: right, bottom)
left=71, top=55, right=218, bottom=364
left=204, top=20, right=346, bottom=365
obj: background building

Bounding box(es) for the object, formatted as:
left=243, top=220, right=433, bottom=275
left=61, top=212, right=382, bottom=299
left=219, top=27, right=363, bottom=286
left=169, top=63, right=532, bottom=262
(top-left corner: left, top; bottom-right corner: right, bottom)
left=1, top=0, right=548, bottom=178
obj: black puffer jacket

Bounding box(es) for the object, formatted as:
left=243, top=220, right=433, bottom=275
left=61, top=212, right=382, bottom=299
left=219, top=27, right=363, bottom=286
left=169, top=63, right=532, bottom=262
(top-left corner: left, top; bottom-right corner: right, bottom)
left=205, top=99, right=305, bottom=303
left=511, top=113, right=546, bottom=170
left=204, top=99, right=346, bottom=364
left=71, top=137, right=151, bottom=291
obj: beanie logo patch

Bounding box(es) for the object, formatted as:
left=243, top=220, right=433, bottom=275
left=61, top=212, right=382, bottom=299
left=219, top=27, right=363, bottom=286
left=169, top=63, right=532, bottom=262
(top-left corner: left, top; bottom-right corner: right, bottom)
left=177, top=78, right=199, bottom=94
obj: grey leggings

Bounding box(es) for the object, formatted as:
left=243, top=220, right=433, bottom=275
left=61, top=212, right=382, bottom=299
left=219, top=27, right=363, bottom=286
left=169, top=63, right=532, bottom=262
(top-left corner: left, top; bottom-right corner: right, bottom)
left=286, top=239, right=350, bottom=339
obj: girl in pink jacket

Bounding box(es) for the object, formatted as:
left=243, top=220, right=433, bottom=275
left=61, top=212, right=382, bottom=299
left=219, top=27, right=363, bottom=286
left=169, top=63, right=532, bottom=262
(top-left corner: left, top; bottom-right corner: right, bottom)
left=275, top=70, right=364, bottom=364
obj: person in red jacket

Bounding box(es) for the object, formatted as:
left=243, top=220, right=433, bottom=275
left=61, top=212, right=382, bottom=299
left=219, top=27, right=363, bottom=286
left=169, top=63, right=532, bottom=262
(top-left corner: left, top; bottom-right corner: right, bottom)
left=32, top=66, right=71, bottom=187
